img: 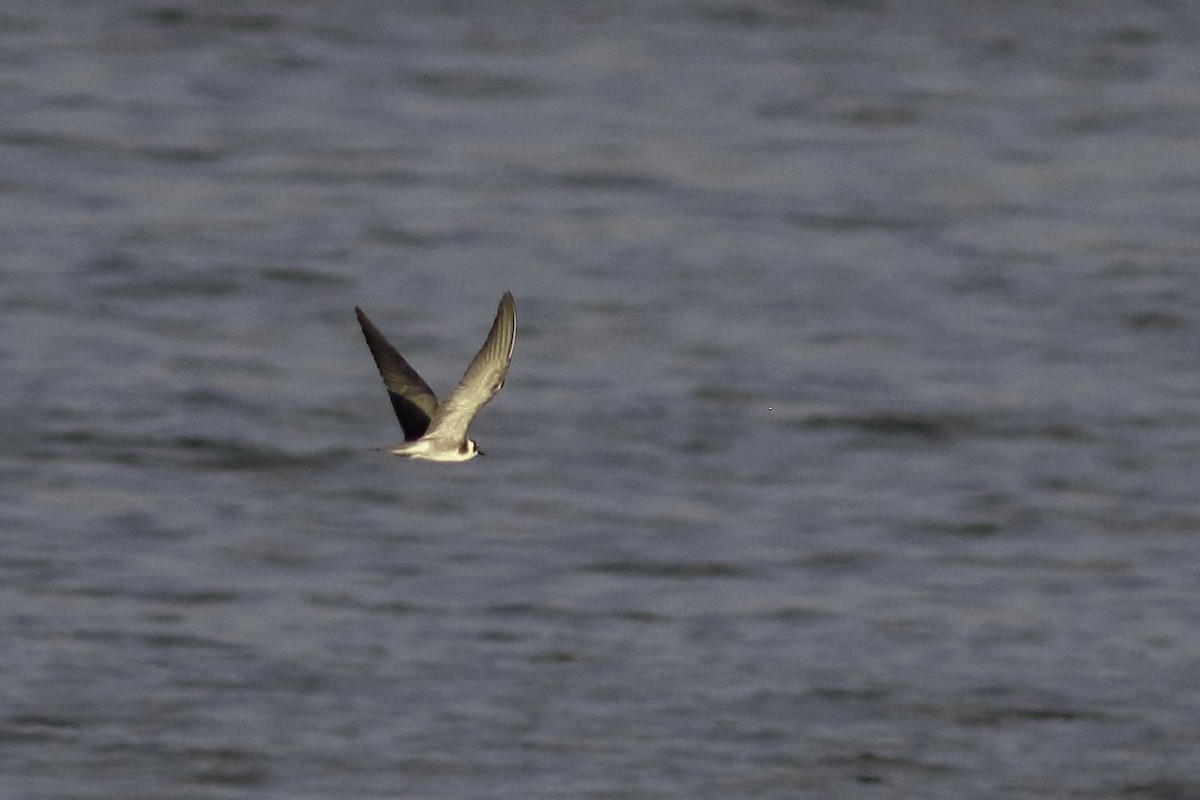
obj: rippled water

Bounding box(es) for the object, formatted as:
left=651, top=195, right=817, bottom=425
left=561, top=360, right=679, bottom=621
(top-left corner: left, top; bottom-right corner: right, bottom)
left=4, top=2, right=1200, bottom=798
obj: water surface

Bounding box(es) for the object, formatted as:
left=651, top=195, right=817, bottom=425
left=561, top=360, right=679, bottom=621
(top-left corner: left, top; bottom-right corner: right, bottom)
left=3, top=2, right=1200, bottom=798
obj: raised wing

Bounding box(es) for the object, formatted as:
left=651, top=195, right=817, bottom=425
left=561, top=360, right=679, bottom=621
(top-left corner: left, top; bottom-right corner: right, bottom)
left=355, top=306, right=439, bottom=440
left=423, top=292, right=516, bottom=442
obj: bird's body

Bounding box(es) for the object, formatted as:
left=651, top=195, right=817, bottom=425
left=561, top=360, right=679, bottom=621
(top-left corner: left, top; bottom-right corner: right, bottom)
left=355, top=292, right=516, bottom=462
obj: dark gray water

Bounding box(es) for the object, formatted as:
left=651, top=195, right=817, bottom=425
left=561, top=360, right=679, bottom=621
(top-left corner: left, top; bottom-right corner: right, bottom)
left=4, top=2, right=1200, bottom=798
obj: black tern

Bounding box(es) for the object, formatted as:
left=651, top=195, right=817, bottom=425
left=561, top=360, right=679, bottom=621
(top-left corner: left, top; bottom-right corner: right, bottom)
left=355, top=292, right=516, bottom=462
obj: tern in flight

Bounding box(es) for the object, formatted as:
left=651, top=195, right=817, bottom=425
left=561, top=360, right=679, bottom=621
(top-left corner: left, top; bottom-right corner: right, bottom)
left=355, top=292, right=516, bottom=462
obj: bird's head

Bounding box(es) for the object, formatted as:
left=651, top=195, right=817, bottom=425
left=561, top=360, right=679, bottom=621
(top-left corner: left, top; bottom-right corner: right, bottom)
left=461, top=439, right=483, bottom=459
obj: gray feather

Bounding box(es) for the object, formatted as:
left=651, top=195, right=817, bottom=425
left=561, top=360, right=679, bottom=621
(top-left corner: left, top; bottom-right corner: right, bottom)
left=423, top=291, right=517, bottom=442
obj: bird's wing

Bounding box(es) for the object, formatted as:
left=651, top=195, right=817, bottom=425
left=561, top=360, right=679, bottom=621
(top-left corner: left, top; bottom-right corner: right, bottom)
left=355, top=306, right=439, bottom=440
left=423, top=291, right=516, bottom=442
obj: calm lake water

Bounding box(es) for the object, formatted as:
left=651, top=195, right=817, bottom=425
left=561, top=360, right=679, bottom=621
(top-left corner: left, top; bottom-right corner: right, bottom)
left=3, top=2, right=1200, bottom=798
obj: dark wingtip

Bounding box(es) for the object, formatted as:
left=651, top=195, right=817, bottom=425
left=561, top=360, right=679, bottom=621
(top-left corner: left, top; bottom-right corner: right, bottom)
left=499, top=291, right=516, bottom=327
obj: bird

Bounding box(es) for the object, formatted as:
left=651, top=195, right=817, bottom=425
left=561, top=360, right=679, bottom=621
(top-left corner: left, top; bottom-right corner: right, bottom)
left=354, top=292, right=516, bottom=462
